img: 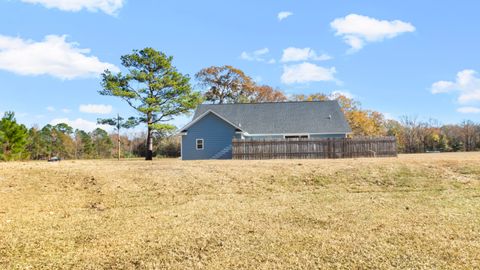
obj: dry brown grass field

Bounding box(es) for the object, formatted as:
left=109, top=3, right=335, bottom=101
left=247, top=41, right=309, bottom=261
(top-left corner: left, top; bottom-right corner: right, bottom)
left=1, top=153, right=480, bottom=269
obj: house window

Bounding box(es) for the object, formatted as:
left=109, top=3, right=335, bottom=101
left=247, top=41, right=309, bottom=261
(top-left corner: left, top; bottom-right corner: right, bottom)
left=284, top=135, right=309, bottom=140
left=196, top=139, right=204, bottom=150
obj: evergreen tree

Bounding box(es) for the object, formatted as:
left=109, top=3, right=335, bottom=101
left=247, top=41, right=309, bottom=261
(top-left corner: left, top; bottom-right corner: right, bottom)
left=0, top=112, right=29, bottom=161
left=91, top=128, right=113, bottom=158
left=100, top=48, right=202, bottom=160
left=39, top=124, right=56, bottom=158
left=75, top=129, right=95, bottom=159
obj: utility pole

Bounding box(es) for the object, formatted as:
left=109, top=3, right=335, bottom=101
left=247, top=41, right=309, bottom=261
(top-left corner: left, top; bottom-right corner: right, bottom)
left=98, top=114, right=137, bottom=161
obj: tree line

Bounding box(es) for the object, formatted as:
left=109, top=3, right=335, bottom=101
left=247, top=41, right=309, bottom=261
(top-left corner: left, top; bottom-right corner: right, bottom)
left=0, top=111, right=180, bottom=161
left=1, top=47, right=479, bottom=161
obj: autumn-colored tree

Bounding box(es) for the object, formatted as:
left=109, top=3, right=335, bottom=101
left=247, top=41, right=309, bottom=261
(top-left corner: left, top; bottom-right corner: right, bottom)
left=442, top=125, right=465, bottom=151
left=417, top=119, right=442, bottom=152
left=461, top=120, right=478, bottom=151
left=347, top=110, right=386, bottom=136
left=249, top=85, right=287, bottom=103
left=291, top=93, right=329, bottom=102
left=399, top=116, right=424, bottom=153
left=385, top=119, right=405, bottom=152
left=196, top=65, right=255, bottom=104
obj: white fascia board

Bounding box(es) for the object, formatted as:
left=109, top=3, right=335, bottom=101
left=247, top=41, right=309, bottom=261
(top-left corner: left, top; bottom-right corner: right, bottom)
left=176, top=110, right=244, bottom=134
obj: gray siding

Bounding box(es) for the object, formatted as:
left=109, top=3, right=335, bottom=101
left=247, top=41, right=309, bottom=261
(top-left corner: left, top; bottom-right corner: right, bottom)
left=181, top=113, right=237, bottom=160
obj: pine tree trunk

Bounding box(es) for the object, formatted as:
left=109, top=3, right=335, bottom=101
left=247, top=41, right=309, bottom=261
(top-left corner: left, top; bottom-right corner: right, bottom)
left=146, top=117, right=153, bottom=161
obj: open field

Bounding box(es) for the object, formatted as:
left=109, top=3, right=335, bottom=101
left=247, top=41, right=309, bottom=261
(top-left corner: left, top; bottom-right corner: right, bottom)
left=1, top=153, right=480, bottom=269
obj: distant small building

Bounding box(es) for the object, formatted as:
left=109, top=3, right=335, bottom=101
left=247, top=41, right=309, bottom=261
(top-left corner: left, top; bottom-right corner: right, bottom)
left=179, top=101, right=352, bottom=160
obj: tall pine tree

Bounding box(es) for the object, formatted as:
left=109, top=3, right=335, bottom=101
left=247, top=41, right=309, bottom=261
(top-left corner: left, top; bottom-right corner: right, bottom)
left=100, top=48, right=202, bottom=160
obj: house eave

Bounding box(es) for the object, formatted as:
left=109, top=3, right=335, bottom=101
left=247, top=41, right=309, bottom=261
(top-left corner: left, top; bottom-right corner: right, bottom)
left=176, top=109, right=245, bottom=135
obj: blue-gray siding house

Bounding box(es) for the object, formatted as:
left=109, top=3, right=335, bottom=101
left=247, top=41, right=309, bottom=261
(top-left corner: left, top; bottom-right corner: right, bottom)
left=179, top=101, right=352, bottom=160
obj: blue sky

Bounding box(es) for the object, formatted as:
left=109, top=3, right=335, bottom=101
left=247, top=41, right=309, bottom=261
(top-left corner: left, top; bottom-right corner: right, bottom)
left=0, top=0, right=479, bottom=132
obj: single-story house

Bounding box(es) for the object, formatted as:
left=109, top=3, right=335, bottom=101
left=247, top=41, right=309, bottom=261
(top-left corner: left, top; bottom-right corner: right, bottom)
left=179, top=101, right=352, bottom=160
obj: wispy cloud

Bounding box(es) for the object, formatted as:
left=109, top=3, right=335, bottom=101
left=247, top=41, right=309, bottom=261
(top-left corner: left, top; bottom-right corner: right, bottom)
left=457, top=107, right=480, bottom=114
left=278, top=11, right=293, bottom=21
left=331, top=14, right=415, bottom=53
left=240, top=48, right=275, bottom=64
left=50, top=117, right=110, bottom=132
left=0, top=34, right=119, bottom=79
left=79, top=104, right=113, bottom=114
left=20, top=0, right=125, bottom=16
left=281, top=47, right=331, bottom=63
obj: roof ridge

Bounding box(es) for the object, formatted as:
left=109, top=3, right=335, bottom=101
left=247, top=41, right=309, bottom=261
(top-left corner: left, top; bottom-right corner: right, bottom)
left=199, top=100, right=337, bottom=106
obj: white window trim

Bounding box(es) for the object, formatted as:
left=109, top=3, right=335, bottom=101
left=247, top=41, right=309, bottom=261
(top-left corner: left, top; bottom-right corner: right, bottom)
left=196, top=138, right=204, bottom=150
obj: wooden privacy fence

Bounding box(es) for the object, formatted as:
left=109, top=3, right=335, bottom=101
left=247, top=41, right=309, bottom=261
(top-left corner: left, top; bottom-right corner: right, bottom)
left=232, top=137, right=397, bottom=160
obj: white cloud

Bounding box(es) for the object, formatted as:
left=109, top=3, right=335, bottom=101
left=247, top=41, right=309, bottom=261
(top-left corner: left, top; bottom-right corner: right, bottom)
left=0, top=34, right=119, bottom=79
left=79, top=104, right=112, bottom=114
left=331, top=14, right=416, bottom=53
left=281, top=62, right=337, bottom=84
left=240, top=48, right=275, bottom=63
left=46, top=106, right=55, bottom=112
left=431, top=81, right=455, bottom=94
left=21, top=0, right=124, bottom=15
left=281, top=47, right=332, bottom=62
left=278, top=11, right=293, bottom=21
left=457, top=107, right=480, bottom=114
left=62, top=108, right=71, bottom=113
left=50, top=118, right=110, bottom=132
left=431, top=70, right=480, bottom=104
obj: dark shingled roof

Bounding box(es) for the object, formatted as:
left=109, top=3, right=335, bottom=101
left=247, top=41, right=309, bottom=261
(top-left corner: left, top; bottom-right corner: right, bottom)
left=189, top=101, right=352, bottom=135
